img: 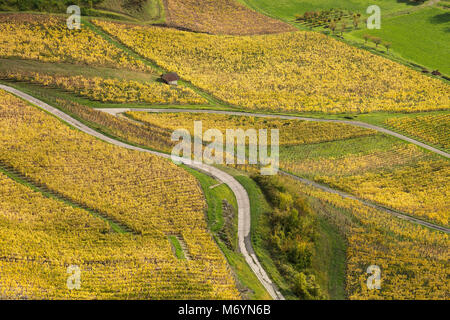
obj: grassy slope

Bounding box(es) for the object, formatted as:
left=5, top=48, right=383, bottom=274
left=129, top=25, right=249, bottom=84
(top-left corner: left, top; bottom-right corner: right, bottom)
left=228, top=169, right=346, bottom=300
left=312, top=215, right=347, bottom=300
left=240, top=1, right=449, bottom=76
left=239, top=0, right=417, bottom=22
left=350, top=7, right=450, bottom=75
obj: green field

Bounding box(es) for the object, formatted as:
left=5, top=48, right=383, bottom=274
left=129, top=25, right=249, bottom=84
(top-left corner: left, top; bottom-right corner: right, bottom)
left=240, top=0, right=420, bottom=21
left=240, top=0, right=449, bottom=76
left=350, top=7, right=450, bottom=75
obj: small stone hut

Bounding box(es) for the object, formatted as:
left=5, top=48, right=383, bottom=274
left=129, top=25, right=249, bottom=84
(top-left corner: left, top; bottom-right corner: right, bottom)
left=161, top=73, right=179, bottom=85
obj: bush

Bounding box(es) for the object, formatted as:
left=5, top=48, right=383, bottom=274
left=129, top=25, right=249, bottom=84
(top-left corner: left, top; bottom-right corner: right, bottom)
left=292, top=272, right=323, bottom=300
left=251, top=174, right=322, bottom=299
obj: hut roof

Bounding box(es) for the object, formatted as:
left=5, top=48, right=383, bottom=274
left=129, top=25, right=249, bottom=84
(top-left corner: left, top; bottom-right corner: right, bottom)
left=161, top=73, right=179, bottom=82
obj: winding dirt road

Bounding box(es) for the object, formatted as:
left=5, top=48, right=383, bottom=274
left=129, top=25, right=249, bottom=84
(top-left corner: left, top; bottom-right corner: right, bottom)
left=0, top=84, right=285, bottom=300
left=97, top=107, right=450, bottom=234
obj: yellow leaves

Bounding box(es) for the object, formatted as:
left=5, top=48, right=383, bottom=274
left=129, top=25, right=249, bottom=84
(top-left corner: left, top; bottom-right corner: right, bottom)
left=0, top=14, right=152, bottom=72
left=1, top=70, right=207, bottom=105
left=0, top=90, right=239, bottom=299
left=94, top=19, right=449, bottom=114
left=287, top=178, right=449, bottom=300
left=386, top=114, right=450, bottom=151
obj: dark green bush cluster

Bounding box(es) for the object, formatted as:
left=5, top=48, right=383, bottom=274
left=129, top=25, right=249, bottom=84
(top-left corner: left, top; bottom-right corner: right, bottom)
left=252, top=174, right=324, bottom=299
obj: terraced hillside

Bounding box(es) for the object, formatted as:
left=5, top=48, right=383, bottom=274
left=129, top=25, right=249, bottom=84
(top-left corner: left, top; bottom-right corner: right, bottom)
left=121, top=111, right=450, bottom=227
left=0, top=89, right=239, bottom=299
left=241, top=0, right=450, bottom=76
left=94, top=20, right=449, bottom=114
left=0, top=6, right=448, bottom=301
left=163, top=0, right=295, bottom=35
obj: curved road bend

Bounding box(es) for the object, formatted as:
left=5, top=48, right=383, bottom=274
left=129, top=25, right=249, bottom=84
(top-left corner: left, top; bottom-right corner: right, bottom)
left=97, top=108, right=450, bottom=159
left=98, top=107, right=450, bottom=234
left=0, top=84, right=285, bottom=300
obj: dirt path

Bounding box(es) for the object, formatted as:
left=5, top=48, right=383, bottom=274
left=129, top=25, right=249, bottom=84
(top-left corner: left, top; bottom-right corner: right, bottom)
left=0, top=84, right=285, bottom=300
left=98, top=107, right=450, bottom=234
left=97, top=108, right=450, bottom=159
left=280, top=171, right=449, bottom=234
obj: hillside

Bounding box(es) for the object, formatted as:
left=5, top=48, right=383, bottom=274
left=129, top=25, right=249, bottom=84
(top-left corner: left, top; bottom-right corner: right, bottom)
left=0, top=5, right=448, bottom=303
left=94, top=20, right=449, bottom=113
left=0, top=88, right=240, bottom=299
left=163, top=0, right=296, bottom=34
left=240, top=0, right=450, bottom=76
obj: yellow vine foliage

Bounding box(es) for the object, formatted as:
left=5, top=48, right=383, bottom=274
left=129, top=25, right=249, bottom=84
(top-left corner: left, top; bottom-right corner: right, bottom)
left=0, top=89, right=239, bottom=299
left=126, top=112, right=449, bottom=226
left=318, top=159, right=450, bottom=227
left=281, top=143, right=429, bottom=177
left=51, top=98, right=174, bottom=153
left=385, top=114, right=450, bottom=151
left=283, top=176, right=449, bottom=300
left=1, top=70, right=207, bottom=105
left=94, top=20, right=449, bottom=113
left=0, top=13, right=152, bottom=72
left=126, top=111, right=376, bottom=145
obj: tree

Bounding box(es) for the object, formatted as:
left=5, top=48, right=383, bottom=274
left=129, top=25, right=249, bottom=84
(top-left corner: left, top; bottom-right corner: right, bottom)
left=384, top=42, right=391, bottom=52
left=372, top=37, right=382, bottom=48
left=340, top=21, right=347, bottom=36
left=363, top=34, right=370, bottom=44
left=329, top=20, right=337, bottom=34
left=353, top=14, right=360, bottom=29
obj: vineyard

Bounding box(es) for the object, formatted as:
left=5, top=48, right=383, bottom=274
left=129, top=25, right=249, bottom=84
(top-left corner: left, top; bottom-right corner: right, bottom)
left=0, top=13, right=151, bottom=72
left=281, top=139, right=449, bottom=227
left=317, top=158, right=450, bottom=227
left=163, top=0, right=295, bottom=35
left=123, top=111, right=450, bottom=228
left=53, top=98, right=174, bottom=153
left=94, top=19, right=449, bottom=114
left=283, top=176, right=449, bottom=300
left=125, top=111, right=376, bottom=145
left=0, top=6, right=448, bottom=302
left=385, top=114, right=450, bottom=152
left=0, top=89, right=239, bottom=299
left=0, top=70, right=207, bottom=105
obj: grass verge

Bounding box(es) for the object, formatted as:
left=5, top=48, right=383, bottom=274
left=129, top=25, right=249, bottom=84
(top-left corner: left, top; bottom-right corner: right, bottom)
left=183, top=166, right=271, bottom=300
